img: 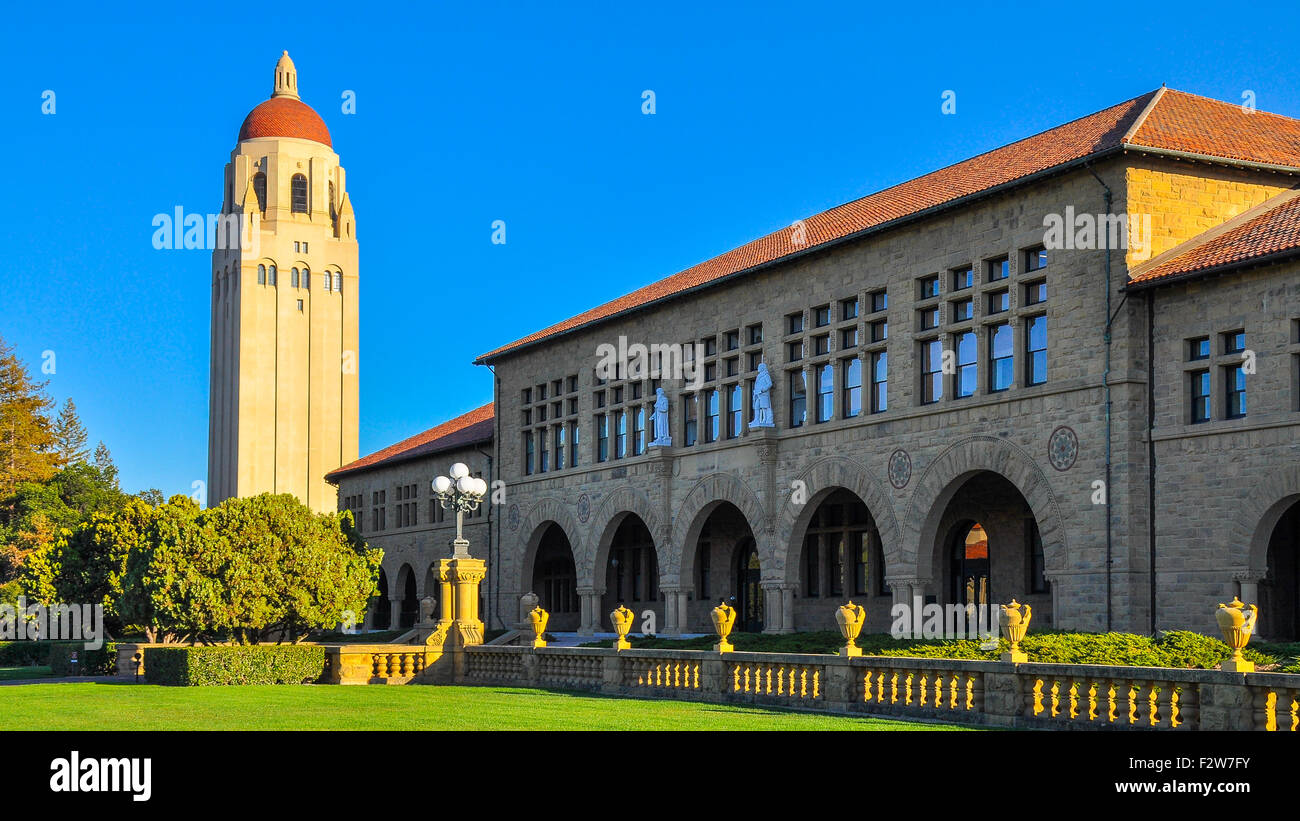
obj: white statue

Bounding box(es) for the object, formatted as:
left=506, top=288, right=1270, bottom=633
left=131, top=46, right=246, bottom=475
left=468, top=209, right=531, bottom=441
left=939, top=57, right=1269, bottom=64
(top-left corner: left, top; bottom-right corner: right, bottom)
left=750, top=362, right=774, bottom=428
left=649, top=388, right=672, bottom=446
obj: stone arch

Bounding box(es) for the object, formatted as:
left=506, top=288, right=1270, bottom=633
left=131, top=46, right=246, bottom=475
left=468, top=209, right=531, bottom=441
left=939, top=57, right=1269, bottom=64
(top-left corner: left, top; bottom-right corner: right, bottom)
left=776, top=455, right=901, bottom=586
left=587, top=485, right=664, bottom=592
left=1232, top=464, right=1300, bottom=575
left=516, top=497, right=583, bottom=594
left=902, top=436, right=1068, bottom=582
left=672, top=472, right=769, bottom=583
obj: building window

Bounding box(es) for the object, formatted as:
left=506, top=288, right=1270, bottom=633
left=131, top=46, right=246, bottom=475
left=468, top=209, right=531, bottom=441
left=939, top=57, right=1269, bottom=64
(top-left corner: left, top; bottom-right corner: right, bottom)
left=747, top=351, right=763, bottom=371
left=1189, top=336, right=1210, bottom=360
left=841, top=297, right=859, bottom=321
left=952, top=267, right=973, bottom=291
left=987, top=256, right=1010, bottom=282
left=725, top=358, right=739, bottom=377
left=1190, top=369, right=1211, bottom=423
left=683, top=394, right=698, bottom=446
left=1024, top=246, right=1047, bottom=272
left=1225, top=364, right=1247, bottom=418
left=725, top=329, right=740, bottom=351
left=296, top=299, right=303, bottom=312
left=787, top=340, right=804, bottom=362
left=1026, top=315, right=1047, bottom=386
left=257, top=264, right=266, bottom=285
left=302, top=268, right=311, bottom=289
left=840, top=327, right=858, bottom=349
left=704, top=390, right=719, bottom=443
left=870, top=319, right=888, bottom=342
left=291, top=268, right=300, bottom=288
left=703, top=337, right=717, bottom=357
left=813, top=334, right=830, bottom=356
left=870, top=289, right=888, bottom=313
left=539, top=433, right=548, bottom=472
left=919, top=275, right=940, bottom=300
left=728, top=383, right=743, bottom=439
left=252, top=172, right=267, bottom=211
left=291, top=174, right=308, bottom=213
left=632, top=407, right=645, bottom=455
left=748, top=324, right=763, bottom=345
left=596, top=414, right=608, bottom=462
left=842, top=357, right=862, bottom=418
left=988, top=290, right=1009, bottom=314
left=816, top=364, right=833, bottom=422
left=615, top=410, right=627, bottom=457
left=1223, top=330, right=1246, bottom=355
left=555, top=425, right=566, bottom=469
left=268, top=265, right=277, bottom=286
left=870, top=351, right=887, bottom=413
left=787, top=312, right=804, bottom=334
left=790, top=371, right=807, bottom=427
left=919, top=306, right=939, bottom=331
left=522, top=387, right=532, bottom=405
left=814, top=305, right=832, bottom=327
left=922, top=340, right=943, bottom=404
left=990, top=323, right=1013, bottom=392
left=954, top=331, right=977, bottom=398
left=1024, top=280, right=1047, bottom=305
left=952, top=298, right=973, bottom=322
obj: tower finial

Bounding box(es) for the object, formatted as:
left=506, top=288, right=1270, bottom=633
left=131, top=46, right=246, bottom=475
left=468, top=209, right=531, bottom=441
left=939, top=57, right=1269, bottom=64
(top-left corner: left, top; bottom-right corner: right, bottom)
left=272, top=51, right=299, bottom=100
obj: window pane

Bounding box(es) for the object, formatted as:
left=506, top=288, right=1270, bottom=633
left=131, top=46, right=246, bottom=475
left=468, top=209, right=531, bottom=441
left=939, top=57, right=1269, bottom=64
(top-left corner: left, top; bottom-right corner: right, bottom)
left=790, top=371, right=806, bottom=427
left=843, top=358, right=862, bottom=418
left=990, top=324, right=1013, bottom=391
left=816, top=364, right=833, bottom=422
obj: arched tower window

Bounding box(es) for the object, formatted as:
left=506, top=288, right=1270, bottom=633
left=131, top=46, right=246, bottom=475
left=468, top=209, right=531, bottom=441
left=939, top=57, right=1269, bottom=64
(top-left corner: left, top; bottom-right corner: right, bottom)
left=291, top=174, right=308, bottom=213
left=269, top=264, right=277, bottom=287
left=253, top=172, right=267, bottom=212
left=329, top=181, right=338, bottom=231
left=291, top=268, right=299, bottom=288
left=302, top=267, right=310, bottom=290
left=257, top=264, right=266, bottom=285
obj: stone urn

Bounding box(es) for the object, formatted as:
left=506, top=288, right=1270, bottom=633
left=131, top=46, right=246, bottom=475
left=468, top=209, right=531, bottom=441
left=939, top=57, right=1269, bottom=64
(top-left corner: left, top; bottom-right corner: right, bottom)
left=518, top=591, right=540, bottom=625
left=999, top=600, right=1032, bottom=663
left=610, top=605, right=635, bottom=651
left=711, top=601, right=737, bottom=653
left=528, top=606, right=549, bottom=648
left=835, top=601, right=866, bottom=657
left=1216, top=597, right=1258, bottom=673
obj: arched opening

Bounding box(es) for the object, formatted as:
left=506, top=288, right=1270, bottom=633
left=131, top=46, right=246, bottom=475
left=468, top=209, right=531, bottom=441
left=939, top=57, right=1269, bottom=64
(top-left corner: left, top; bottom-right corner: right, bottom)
left=1262, top=500, right=1300, bottom=640
left=291, top=174, right=308, bottom=213
left=532, top=524, right=579, bottom=631
left=689, top=501, right=759, bottom=633
left=928, top=471, right=1051, bottom=622
left=371, top=567, right=391, bottom=630
left=601, top=515, right=659, bottom=631
left=397, top=565, right=418, bottom=629
left=795, top=488, right=886, bottom=631
left=734, top=539, right=763, bottom=633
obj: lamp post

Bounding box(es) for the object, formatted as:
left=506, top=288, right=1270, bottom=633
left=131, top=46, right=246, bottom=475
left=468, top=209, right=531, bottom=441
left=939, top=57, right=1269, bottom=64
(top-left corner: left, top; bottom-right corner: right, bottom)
left=432, top=462, right=488, bottom=559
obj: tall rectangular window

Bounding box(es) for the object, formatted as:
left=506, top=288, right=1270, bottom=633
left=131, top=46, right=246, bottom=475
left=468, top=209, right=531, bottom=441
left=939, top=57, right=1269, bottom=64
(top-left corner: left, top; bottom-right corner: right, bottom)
left=790, top=371, right=807, bottom=427
left=841, top=297, right=859, bottom=321
left=987, top=256, right=1010, bottom=282
left=555, top=425, right=566, bottom=470
left=919, top=275, right=940, bottom=300
left=633, top=407, right=645, bottom=455
left=704, top=389, right=719, bottom=442
left=524, top=431, right=534, bottom=475
left=990, top=323, right=1013, bottom=392
left=816, top=364, right=833, bottom=422
left=954, top=331, right=976, bottom=398
left=1026, top=315, right=1047, bottom=386
left=922, top=340, right=943, bottom=404
left=870, top=351, right=887, bottom=413
left=727, top=384, right=743, bottom=439
left=870, top=290, right=888, bottom=313
left=615, top=410, right=627, bottom=457
left=1226, top=365, right=1247, bottom=418
left=842, top=357, right=862, bottom=418
left=1024, top=246, right=1047, bottom=272
left=539, top=432, right=548, bottom=472
left=569, top=421, right=580, bottom=467
left=1190, top=369, right=1211, bottom=423
left=684, top=394, right=697, bottom=446
left=952, top=267, right=973, bottom=290
left=596, top=414, right=609, bottom=462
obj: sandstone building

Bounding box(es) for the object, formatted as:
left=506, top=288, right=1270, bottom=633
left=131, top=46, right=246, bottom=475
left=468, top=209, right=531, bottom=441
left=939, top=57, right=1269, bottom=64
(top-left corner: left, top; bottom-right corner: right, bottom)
left=208, top=52, right=359, bottom=512
left=337, top=88, right=1300, bottom=641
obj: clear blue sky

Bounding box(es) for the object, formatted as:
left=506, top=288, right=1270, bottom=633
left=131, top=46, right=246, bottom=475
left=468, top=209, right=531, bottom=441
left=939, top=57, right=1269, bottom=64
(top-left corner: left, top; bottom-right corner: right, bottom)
left=3, top=1, right=1299, bottom=499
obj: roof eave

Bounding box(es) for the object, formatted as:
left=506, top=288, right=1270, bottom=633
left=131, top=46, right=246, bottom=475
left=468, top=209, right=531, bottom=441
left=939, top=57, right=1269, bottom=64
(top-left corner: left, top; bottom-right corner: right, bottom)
left=324, top=431, right=495, bottom=484
left=1123, top=246, right=1300, bottom=292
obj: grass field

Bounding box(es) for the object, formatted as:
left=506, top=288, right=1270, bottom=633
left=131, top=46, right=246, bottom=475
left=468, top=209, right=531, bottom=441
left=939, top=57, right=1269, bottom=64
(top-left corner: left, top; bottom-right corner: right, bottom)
left=0, top=683, right=973, bottom=731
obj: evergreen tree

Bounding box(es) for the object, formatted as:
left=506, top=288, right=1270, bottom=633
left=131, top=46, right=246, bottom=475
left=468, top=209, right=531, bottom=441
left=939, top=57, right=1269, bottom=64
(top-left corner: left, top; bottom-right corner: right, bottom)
left=92, top=441, right=119, bottom=490
left=0, top=334, right=57, bottom=498
left=52, top=398, right=90, bottom=466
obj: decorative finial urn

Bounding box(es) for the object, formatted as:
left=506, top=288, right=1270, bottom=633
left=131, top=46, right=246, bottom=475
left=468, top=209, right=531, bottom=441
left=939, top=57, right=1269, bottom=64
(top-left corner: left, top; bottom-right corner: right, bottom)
left=528, top=606, right=549, bottom=648
left=711, top=601, right=737, bottom=653
left=999, top=599, right=1032, bottom=663
left=1216, top=597, right=1258, bottom=672
left=835, top=601, right=866, bottom=657
left=610, top=604, right=635, bottom=651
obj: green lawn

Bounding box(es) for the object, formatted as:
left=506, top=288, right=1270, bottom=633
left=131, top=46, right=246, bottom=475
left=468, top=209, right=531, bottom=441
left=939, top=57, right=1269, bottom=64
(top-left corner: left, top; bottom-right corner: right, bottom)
left=0, top=666, right=52, bottom=681
left=0, top=683, right=972, bottom=731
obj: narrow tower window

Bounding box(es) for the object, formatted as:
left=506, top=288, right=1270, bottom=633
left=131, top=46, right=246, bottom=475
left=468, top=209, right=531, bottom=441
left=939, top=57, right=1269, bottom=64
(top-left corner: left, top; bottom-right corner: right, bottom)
left=253, top=172, right=267, bottom=211
left=291, top=174, right=308, bottom=213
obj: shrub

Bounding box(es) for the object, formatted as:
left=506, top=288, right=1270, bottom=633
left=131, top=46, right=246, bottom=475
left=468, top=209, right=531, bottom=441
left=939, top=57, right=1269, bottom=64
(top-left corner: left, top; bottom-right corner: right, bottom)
left=145, top=645, right=326, bottom=686
left=0, top=641, right=52, bottom=666
left=47, top=642, right=118, bottom=676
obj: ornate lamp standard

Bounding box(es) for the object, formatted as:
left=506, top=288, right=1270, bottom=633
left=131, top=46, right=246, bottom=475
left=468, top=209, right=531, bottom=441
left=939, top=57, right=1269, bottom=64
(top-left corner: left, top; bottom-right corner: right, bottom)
left=432, top=462, right=488, bottom=559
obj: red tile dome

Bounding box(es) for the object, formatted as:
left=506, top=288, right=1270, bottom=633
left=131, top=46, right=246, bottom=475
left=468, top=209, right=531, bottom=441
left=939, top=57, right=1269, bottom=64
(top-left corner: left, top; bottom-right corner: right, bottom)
left=238, top=96, right=332, bottom=147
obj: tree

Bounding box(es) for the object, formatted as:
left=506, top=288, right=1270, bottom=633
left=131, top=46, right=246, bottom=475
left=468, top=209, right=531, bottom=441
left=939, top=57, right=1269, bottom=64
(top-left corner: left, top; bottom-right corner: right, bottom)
left=121, top=493, right=381, bottom=643
left=0, top=461, right=126, bottom=582
left=92, top=441, right=118, bottom=490
left=52, top=399, right=90, bottom=467
left=0, top=334, right=57, bottom=498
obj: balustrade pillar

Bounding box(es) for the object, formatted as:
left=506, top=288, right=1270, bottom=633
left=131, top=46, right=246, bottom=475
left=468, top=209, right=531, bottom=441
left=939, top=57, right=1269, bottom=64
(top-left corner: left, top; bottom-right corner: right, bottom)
left=662, top=587, right=680, bottom=635
left=577, top=589, right=600, bottom=636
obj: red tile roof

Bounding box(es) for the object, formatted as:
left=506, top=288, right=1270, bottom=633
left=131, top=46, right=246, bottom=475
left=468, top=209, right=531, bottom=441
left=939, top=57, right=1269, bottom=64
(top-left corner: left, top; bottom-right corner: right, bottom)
left=239, top=96, right=332, bottom=147
left=1127, top=188, right=1300, bottom=286
left=476, top=89, right=1300, bottom=363
left=325, top=403, right=494, bottom=481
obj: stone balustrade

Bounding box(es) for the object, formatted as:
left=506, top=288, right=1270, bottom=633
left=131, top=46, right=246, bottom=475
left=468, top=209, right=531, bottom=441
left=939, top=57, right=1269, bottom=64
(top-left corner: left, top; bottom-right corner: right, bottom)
left=321, top=645, right=434, bottom=685
left=460, top=644, right=1300, bottom=730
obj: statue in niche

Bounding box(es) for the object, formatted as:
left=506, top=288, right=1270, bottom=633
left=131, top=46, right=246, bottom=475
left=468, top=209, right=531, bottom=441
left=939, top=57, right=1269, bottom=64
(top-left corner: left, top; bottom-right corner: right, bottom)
left=750, top=362, right=774, bottom=428
left=649, top=388, right=672, bottom=447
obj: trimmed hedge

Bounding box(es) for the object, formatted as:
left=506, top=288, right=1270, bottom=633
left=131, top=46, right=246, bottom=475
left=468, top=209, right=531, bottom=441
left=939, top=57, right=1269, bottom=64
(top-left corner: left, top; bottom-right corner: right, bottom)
left=144, top=645, right=326, bottom=686
left=0, top=640, right=112, bottom=668
left=47, top=643, right=119, bottom=676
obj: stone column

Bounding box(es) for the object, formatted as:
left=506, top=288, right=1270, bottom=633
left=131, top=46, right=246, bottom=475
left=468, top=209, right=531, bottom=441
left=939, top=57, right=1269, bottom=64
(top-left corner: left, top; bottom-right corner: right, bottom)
left=1234, top=571, right=1261, bottom=607
left=577, top=588, right=599, bottom=636
left=780, top=584, right=795, bottom=633
left=661, top=587, right=680, bottom=635
left=761, top=582, right=783, bottom=634
left=677, top=591, right=690, bottom=634
left=437, top=559, right=455, bottom=624
left=388, top=598, right=402, bottom=630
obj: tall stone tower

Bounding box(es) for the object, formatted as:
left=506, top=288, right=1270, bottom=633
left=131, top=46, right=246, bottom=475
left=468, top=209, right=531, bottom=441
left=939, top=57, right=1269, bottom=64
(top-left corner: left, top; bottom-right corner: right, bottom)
left=208, top=51, right=359, bottom=512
